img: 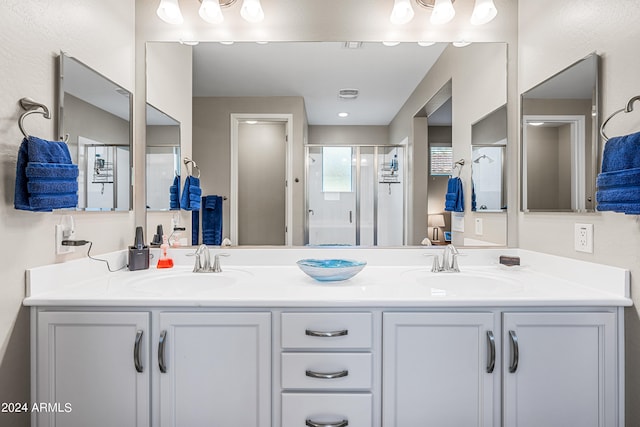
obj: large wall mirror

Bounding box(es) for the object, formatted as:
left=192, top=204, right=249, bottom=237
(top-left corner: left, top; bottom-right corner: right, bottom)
left=58, top=52, right=133, bottom=211
left=146, top=104, right=181, bottom=211
left=146, top=41, right=507, bottom=247
left=521, top=53, right=599, bottom=212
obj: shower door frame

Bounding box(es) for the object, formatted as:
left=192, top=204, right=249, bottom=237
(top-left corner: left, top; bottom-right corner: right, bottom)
left=304, top=144, right=406, bottom=246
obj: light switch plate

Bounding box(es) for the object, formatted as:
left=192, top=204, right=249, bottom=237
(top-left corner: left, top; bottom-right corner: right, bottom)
left=574, top=223, right=593, bottom=253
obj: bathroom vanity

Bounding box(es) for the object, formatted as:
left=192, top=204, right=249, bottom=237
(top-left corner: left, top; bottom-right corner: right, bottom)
left=24, top=248, right=630, bottom=427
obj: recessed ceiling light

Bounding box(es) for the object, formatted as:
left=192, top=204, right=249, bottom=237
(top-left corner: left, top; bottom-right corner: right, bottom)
left=528, top=122, right=545, bottom=126
left=338, top=112, right=349, bottom=118
left=382, top=41, right=401, bottom=47
left=245, top=120, right=258, bottom=124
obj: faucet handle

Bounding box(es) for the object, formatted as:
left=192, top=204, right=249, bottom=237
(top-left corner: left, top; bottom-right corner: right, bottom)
left=212, top=253, right=230, bottom=273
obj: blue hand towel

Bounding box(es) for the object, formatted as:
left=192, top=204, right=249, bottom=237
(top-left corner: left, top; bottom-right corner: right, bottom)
left=471, top=180, right=477, bottom=212
left=170, top=175, right=180, bottom=210
left=596, top=131, right=640, bottom=214
left=600, top=131, right=640, bottom=173
left=192, top=209, right=200, bottom=245
left=202, top=195, right=223, bottom=245
left=444, top=177, right=464, bottom=212
left=180, top=176, right=201, bottom=211
left=14, top=137, right=78, bottom=212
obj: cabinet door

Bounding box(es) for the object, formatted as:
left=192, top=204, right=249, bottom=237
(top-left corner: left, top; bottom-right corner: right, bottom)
left=36, top=311, right=150, bottom=427
left=158, top=312, right=271, bottom=427
left=503, top=312, right=617, bottom=427
left=383, top=312, right=497, bottom=427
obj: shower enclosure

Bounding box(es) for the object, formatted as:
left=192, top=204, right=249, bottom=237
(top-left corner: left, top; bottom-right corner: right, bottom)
left=305, top=145, right=405, bottom=246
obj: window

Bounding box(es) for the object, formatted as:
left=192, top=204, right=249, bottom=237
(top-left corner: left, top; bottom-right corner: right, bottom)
left=430, top=146, right=453, bottom=176
left=322, top=146, right=352, bottom=192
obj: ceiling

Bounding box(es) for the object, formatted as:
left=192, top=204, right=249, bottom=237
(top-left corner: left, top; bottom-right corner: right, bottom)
left=192, top=41, right=448, bottom=126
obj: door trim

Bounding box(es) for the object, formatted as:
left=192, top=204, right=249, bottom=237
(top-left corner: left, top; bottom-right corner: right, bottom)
left=230, top=114, right=293, bottom=246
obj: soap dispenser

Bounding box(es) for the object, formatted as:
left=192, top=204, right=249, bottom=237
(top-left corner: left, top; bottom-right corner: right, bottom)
left=156, top=235, right=174, bottom=269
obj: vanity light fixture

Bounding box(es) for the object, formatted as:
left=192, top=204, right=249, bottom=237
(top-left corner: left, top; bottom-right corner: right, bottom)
left=157, top=0, right=264, bottom=25
left=382, top=41, right=401, bottom=47
left=470, top=0, right=497, bottom=25
left=245, top=120, right=258, bottom=124
left=429, top=0, right=456, bottom=25
left=418, top=41, right=436, bottom=46
left=393, top=0, right=497, bottom=26
left=157, top=0, right=184, bottom=24
left=390, top=0, right=415, bottom=25
left=452, top=40, right=471, bottom=47
left=199, top=0, right=225, bottom=24
left=528, top=121, right=545, bottom=126
left=240, top=0, right=265, bottom=23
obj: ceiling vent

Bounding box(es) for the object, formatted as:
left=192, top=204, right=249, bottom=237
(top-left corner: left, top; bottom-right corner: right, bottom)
left=343, top=41, right=362, bottom=49
left=338, top=88, right=359, bottom=100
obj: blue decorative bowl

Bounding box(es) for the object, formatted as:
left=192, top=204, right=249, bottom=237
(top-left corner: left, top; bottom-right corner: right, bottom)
left=296, top=259, right=367, bottom=282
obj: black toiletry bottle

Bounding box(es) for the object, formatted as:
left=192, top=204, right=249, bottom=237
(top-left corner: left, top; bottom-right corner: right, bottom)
left=128, top=226, right=150, bottom=271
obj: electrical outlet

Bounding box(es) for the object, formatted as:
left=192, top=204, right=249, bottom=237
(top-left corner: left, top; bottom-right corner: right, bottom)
left=475, top=218, right=483, bottom=235
left=55, top=224, right=74, bottom=254
left=574, top=223, right=593, bottom=253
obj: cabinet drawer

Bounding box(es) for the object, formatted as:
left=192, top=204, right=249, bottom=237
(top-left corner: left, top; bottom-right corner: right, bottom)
left=281, top=312, right=372, bottom=349
left=282, top=393, right=371, bottom=427
left=282, top=353, right=372, bottom=390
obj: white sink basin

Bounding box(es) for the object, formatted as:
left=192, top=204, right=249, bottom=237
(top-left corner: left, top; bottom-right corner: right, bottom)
left=110, top=268, right=253, bottom=297
left=400, top=268, right=525, bottom=297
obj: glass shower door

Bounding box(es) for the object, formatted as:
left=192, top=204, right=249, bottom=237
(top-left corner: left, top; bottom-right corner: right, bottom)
left=307, top=146, right=356, bottom=245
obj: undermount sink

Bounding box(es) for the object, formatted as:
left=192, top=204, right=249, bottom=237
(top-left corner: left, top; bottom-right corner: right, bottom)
left=111, top=268, right=253, bottom=296
left=400, top=268, right=525, bottom=297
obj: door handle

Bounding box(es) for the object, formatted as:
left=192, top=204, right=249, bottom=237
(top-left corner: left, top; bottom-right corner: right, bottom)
left=158, top=330, right=167, bottom=373
left=134, top=330, right=144, bottom=373
left=508, top=330, right=519, bottom=373
left=486, top=330, right=495, bottom=373
left=308, top=209, right=314, bottom=215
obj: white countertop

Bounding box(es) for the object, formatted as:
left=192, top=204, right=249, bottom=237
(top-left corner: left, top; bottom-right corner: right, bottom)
left=24, top=247, right=632, bottom=308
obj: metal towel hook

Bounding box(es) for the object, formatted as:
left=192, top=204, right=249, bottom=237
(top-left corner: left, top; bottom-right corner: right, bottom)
left=18, top=97, right=50, bottom=139
left=600, top=95, right=640, bottom=141
left=183, top=157, right=201, bottom=179
left=452, top=159, right=465, bottom=177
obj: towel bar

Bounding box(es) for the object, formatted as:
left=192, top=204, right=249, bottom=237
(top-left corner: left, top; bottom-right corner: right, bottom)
left=183, top=156, right=201, bottom=178
left=600, top=95, right=640, bottom=141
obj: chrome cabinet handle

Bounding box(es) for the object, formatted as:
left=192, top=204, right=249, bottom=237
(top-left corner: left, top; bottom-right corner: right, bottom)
left=508, top=330, right=519, bottom=373
left=349, top=210, right=353, bottom=223
left=486, top=330, right=495, bottom=374
left=134, top=330, right=144, bottom=373
left=306, top=419, right=348, bottom=427
left=305, top=369, right=349, bottom=379
left=158, top=330, right=167, bottom=373
left=305, top=329, right=348, bottom=338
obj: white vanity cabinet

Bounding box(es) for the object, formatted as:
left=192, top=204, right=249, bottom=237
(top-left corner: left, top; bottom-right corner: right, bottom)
left=502, top=312, right=618, bottom=427
left=157, top=312, right=271, bottom=427
left=35, top=311, right=150, bottom=427
left=382, top=312, right=498, bottom=427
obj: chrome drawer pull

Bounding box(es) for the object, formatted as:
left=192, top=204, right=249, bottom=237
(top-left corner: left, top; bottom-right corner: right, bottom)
left=134, top=330, right=144, bottom=373
left=508, top=330, right=519, bottom=373
left=305, top=369, right=349, bottom=379
left=486, top=330, right=495, bottom=374
left=158, top=330, right=168, bottom=373
left=306, top=419, right=348, bottom=427
left=305, top=329, right=348, bottom=338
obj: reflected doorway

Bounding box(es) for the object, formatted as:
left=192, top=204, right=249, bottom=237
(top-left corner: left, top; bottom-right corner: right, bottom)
left=305, top=145, right=405, bottom=246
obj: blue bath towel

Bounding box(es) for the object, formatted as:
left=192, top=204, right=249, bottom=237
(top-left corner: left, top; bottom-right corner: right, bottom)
left=169, top=175, right=180, bottom=210
left=444, top=177, right=464, bottom=212
left=471, top=180, right=477, bottom=212
left=596, top=131, right=640, bottom=214
left=14, top=136, right=78, bottom=212
left=180, top=175, right=201, bottom=211
left=202, top=195, right=223, bottom=245
left=192, top=209, right=200, bottom=245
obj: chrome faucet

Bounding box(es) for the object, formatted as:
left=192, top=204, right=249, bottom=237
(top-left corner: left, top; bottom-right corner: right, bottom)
left=429, top=244, right=461, bottom=273
left=193, top=244, right=211, bottom=272
left=192, top=245, right=230, bottom=273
